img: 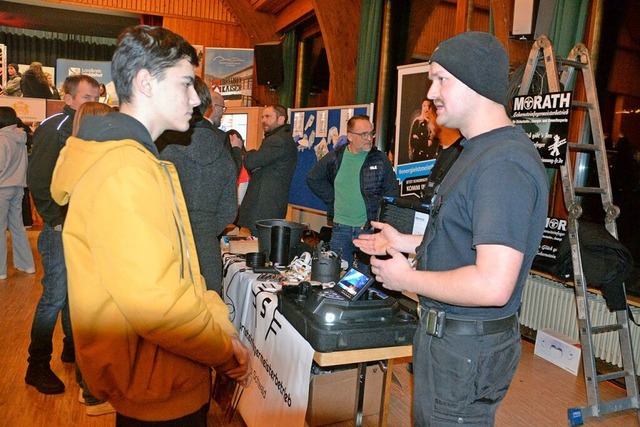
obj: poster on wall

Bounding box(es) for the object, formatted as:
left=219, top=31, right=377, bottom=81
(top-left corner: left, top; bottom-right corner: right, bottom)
left=288, top=104, right=374, bottom=212
left=511, top=91, right=572, bottom=167
left=394, top=62, right=435, bottom=198
left=56, top=58, right=115, bottom=103
left=192, top=44, right=204, bottom=78
left=204, top=48, right=253, bottom=100
left=1, top=44, right=6, bottom=90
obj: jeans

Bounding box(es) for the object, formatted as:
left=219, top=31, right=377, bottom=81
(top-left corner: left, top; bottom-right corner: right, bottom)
left=329, top=222, right=373, bottom=272
left=27, top=224, right=73, bottom=365
left=0, top=186, right=35, bottom=276
left=412, top=316, right=521, bottom=426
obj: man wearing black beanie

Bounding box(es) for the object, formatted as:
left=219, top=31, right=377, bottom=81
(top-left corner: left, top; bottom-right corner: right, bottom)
left=355, top=31, right=549, bottom=424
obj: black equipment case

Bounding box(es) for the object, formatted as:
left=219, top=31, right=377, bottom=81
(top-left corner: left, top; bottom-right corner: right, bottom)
left=277, top=283, right=418, bottom=352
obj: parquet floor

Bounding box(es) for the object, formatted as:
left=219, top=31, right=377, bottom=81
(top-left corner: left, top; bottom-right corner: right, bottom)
left=0, top=228, right=638, bottom=426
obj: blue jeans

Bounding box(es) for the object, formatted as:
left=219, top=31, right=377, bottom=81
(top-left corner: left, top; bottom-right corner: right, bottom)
left=0, top=186, right=35, bottom=276
left=329, top=223, right=372, bottom=272
left=412, top=315, right=521, bottom=425
left=28, top=224, right=73, bottom=365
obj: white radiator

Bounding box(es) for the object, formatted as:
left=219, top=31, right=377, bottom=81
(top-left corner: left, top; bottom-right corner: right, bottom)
left=521, top=274, right=640, bottom=369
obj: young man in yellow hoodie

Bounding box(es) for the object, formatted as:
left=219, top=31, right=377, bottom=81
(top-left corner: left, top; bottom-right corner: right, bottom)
left=50, top=25, right=251, bottom=426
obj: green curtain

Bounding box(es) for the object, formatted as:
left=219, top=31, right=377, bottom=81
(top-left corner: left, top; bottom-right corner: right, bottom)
left=549, top=0, right=590, bottom=58
left=355, top=0, right=384, bottom=104
left=279, top=29, right=297, bottom=108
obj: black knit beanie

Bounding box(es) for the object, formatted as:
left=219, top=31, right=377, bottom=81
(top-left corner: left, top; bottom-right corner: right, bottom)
left=429, top=31, right=509, bottom=105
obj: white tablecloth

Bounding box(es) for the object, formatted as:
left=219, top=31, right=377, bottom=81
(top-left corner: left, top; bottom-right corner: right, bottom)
left=223, top=259, right=314, bottom=427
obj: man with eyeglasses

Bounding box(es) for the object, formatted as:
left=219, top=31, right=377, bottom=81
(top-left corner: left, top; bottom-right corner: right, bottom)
left=307, top=115, right=398, bottom=270
left=206, top=88, right=242, bottom=173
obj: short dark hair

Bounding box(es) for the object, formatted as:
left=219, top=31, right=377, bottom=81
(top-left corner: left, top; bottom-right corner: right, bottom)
left=347, top=115, right=371, bottom=132
left=226, top=129, right=243, bottom=141
left=266, top=104, right=288, bottom=123
left=112, top=25, right=198, bottom=104
left=193, top=76, right=211, bottom=117
left=0, top=107, right=18, bottom=128
left=63, top=74, right=100, bottom=97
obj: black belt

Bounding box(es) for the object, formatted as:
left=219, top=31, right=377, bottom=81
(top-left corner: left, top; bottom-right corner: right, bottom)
left=419, top=305, right=517, bottom=336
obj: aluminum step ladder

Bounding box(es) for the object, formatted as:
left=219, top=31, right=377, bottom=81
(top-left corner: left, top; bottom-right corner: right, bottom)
left=518, top=35, right=640, bottom=425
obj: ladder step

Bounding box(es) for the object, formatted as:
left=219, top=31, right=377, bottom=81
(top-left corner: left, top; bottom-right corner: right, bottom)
left=597, top=370, right=632, bottom=383
left=574, top=186, right=605, bottom=195
left=591, top=397, right=640, bottom=415
left=557, top=57, right=587, bottom=69
left=590, top=323, right=623, bottom=334
left=568, top=142, right=600, bottom=152
left=571, top=100, right=594, bottom=109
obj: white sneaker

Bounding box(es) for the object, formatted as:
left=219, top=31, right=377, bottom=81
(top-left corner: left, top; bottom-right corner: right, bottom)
left=0, top=275, right=6, bottom=280
left=17, top=267, right=36, bottom=274
left=86, top=401, right=116, bottom=416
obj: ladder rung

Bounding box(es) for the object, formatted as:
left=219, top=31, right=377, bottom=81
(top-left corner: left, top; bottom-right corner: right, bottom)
left=597, top=370, right=631, bottom=383
left=571, top=100, right=594, bottom=109
left=592, top=397, right=640, bottom=415
left=590, top=324, right=623, bottom=334
left=568, top=142, right=600, bottom=152
left=574, top=186, right=605, bottom=195
left=557, top=57, right=587, bottom=69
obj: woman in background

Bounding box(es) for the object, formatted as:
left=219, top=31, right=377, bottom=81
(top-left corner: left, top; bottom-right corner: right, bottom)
left=98, top=83, right=111, bottom=104
left=21, top=62, right=54, bottom=99
left=2, top=64, right=23, bottom=97
left=45, top=73, right=61, bottom=99
left=227, top=129, right=249, bottom=206
left=0, top=106, right=35, bottom=279
left=69, top=100, right=116, bottom=417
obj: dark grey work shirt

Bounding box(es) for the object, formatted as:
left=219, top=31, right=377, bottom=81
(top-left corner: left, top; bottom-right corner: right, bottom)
left=416, top=125, right=549, bottom=320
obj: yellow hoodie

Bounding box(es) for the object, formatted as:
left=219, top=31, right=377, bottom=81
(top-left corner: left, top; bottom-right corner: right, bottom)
left=51, top=136, right=237, bottom=421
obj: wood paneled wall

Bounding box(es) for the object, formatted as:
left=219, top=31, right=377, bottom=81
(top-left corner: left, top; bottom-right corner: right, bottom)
left=47, top=0, right=237, bottom=22
left=162, top=17, right=251, bottom=48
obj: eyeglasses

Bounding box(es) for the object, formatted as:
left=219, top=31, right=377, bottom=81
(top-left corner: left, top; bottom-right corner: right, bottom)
left=349, top=131, right=376, bottom=140
left=214, top=104, right=227, bottom=112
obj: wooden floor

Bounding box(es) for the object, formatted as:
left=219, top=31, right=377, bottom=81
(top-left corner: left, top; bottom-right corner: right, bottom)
left=1, top=228, right=639, bottom=426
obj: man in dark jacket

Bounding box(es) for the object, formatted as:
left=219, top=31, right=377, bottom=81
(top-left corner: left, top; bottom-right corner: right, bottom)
left=237, top=104, right=297, bottom=236
left=25, top=74, right=100, bottom=395
left=307, top=115, right=398, bottom=269
left=159, top=76, right=237, bottom=294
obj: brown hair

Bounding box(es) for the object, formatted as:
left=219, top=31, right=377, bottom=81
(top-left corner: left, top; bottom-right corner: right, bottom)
left=28, top=62, right=48, bottom=85
left=72, top=102, right=113, bottom=136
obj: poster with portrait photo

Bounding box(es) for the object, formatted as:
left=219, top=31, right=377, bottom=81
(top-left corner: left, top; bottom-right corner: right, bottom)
left=394, top=62, right=435, bottom=198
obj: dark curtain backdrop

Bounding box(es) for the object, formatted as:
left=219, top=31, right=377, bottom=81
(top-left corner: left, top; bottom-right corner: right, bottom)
left=0, top=32, right=115, bottom=67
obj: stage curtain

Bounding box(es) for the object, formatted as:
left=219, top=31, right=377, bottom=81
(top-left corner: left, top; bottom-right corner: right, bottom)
left=549, top=0, right=590, bottom=58
left=279, top=29, right=296, bottom=109
left=0, top=31, right=115, bottom=67
left=354, top=0, right=384, bottom=105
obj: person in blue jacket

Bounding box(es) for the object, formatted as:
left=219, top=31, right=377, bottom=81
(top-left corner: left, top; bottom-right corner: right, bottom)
left=307, top=115, right=398, bottom=270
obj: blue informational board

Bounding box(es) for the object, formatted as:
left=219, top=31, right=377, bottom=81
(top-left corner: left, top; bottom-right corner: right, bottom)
left=288, top=104, right=373, bottom=212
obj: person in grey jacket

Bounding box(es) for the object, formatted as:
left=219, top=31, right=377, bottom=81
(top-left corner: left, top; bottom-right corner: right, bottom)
left=2, top=64, right=23, bottom=97
left=159, top=76, right=237, bottom=294
left=237, top=104, right=297, bottom=236
left=0, top=107, right=35, bottom=279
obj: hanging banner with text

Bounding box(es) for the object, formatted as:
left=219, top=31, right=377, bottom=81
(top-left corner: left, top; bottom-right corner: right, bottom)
left=511, top=91, right=572, bottom=168
left=223, top=261, right=314, bottom=427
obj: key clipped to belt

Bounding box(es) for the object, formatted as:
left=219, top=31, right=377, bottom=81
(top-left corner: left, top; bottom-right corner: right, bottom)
left=425, top=307, right=446, bottom=338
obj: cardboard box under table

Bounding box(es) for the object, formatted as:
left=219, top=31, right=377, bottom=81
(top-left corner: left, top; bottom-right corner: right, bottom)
left=306, top=363, right=383, bottom=426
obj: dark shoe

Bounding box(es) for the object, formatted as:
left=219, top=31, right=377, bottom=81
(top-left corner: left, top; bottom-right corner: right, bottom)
left=25, top=364, right=65, bottom=394
left=61, top=343, right=75, bottom=363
